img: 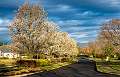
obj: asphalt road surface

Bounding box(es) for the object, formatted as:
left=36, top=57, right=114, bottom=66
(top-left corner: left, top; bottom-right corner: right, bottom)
left=22, top=59, right=120, bottom=77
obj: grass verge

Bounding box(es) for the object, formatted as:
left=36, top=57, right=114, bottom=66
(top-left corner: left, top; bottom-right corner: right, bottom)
left=0, top=59, right=70, bottom=76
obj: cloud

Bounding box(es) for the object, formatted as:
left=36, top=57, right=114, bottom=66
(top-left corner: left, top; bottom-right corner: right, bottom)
left=56, top=20, right=85, bottom=26
left=0, top=28, right=7, bottom=31
left=76, top=11, right=100, bottom=17
left=69, top=30, right=98, bottom=39
left=56, top=4, right=71, bottom=11
left=0, top=19, right=10, bottom=36
left=61, top=28, right=98, bottom=44
left=47, top=4, right=77, bottom=13
left=0, top=19, right=11, bottom=27
left=52, top=18, right=107, bottom=44
left=63, top=26, right=100, bottom=32
left=0, top=18, right=11, bottom=41
left=69, top=32, right=88, bottom=38
left=102, top=0, right=120, bottom=7
left=70, top=0, right=120, bottom=13
left=79, top=41, right=89, bottom=44
left=68, top=32, right=89, bottom=43
left=55, top=18, right=110, bottom=28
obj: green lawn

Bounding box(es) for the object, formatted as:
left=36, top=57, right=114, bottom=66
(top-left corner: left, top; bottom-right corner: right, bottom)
left=95, top=58, right=120, bottom=75
left=89, top=57, right=120, bottom=75
left=97, top=65, right=120, bottom=75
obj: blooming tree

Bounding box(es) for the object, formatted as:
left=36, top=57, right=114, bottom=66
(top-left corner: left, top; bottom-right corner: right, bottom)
left=9, top=2, right=78, bottom=59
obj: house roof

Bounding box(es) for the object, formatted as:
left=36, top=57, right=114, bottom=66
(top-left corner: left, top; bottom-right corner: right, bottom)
left=0, top=45, right=19, bottom=53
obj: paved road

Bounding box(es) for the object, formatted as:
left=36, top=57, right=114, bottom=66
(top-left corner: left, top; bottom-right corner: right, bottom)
left=21, top=60, right=120, bottom=77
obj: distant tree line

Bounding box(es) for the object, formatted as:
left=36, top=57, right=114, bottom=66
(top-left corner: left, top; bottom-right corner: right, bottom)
left=82, top=19, right=120, bottom=61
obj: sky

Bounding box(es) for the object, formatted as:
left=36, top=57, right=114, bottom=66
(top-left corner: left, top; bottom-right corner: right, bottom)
left=0, top=0, right=120, bottom=46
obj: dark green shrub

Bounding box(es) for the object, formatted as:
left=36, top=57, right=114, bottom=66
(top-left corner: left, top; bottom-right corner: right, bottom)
left=118, top=56, right=120, bottom=60
left=33, top=55, right=40, bottom=59
left=61, top=58, right=69, bottom=62
left=16, top=60, right=37, bottom=67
